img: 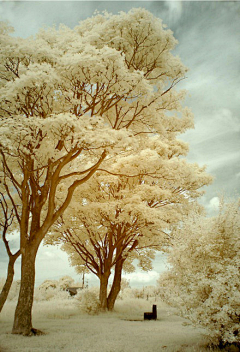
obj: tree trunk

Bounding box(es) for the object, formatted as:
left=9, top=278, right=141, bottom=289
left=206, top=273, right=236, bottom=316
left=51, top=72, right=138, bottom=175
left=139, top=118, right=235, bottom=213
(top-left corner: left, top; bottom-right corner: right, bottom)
left=99, top=273, right=110, bottom=311
left=107, top=259, right=124, bottom=311
left=12, top=244, right=39, bottom=336
left=0, top=251, right=20, bottom=313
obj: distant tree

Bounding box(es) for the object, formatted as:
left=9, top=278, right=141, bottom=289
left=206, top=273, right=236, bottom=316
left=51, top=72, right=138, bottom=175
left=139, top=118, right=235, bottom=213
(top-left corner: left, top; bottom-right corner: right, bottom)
left=0, top=8, right=211, bottom=334
left=38, top=279, right=59, bottom=291
left=58, top=276, right=75, bottom=290
left=34, top=276, right=75, bottom=301
left=158, top=199, right=240, bottom=348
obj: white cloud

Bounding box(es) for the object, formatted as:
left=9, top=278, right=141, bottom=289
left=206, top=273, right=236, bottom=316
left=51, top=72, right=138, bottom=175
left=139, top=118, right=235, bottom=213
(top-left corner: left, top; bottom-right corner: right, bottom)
left=124, top=271, right=159, bottom=284
left=208, top=196, right=220, bottom=210
left=205, top=151, right=240, bottom=174
left=183, top=108, right=240, bottom=146
left=165, top=1, right=183, bottom=23
left=204, top=196, right=220, bottom=216
left=219, top=109, right=240, bottom=133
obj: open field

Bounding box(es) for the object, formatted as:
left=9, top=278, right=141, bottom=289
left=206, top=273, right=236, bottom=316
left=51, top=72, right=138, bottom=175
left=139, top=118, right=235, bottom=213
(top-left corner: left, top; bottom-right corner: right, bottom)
left=0, top=298, right=221, bottom=352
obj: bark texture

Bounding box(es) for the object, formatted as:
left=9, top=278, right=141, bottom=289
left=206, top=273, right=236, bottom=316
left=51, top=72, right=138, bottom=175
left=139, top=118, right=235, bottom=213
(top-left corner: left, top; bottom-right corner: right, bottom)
left=12, top=245, right=38, bottom=335
left=107, top=259, right=124, bottom=311
left=99, top=272, right=110, bottom=310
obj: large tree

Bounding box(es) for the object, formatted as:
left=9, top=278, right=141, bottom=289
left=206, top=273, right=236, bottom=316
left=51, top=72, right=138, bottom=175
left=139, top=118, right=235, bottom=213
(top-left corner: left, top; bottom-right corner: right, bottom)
left=0, top=9, right=208, bottom=334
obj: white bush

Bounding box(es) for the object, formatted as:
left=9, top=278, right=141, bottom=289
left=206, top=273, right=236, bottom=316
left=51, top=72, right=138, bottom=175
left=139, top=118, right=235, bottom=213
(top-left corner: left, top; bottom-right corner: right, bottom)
left=158, top=199, right=240, bottom=347
left=34, top=276, right=75, bottom=302
left=75, top=287, right=100, bottom=315
left=34, top=280, right=58, bottom=301
left=58, top=275, right=75, bottom=290
left=117, top=287, right=135, bottom=300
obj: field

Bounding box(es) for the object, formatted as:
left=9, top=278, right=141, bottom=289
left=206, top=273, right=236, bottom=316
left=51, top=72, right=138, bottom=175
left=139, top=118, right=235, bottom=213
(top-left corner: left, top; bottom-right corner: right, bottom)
left=0, top=297, right=217, bottom=352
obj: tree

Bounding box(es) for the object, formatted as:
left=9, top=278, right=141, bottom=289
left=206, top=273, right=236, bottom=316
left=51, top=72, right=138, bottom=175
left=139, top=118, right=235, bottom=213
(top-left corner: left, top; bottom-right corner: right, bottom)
left=47, top=171, right=163, bottom=311
left=0, top=8, right=210, bottom=334
left=0, top=191, right=20, bottom=313
left=48, top=141, right=211, bottom=311
left=158, top=199, right=240, bottom=348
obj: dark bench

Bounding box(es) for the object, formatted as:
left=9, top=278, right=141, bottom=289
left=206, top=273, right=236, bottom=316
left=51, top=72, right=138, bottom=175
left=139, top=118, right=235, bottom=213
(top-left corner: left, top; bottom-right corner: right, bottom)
left=144, top=304, right=157, bottom=320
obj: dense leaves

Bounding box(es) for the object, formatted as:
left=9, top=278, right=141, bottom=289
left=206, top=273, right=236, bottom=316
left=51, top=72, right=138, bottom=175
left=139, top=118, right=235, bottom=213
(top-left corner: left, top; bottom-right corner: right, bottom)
left=158, top=199, right=240, bottom=347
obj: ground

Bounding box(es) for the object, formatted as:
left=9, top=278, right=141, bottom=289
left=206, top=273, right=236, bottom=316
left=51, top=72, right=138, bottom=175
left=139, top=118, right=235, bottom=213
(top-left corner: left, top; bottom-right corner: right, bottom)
left=0, top=297, right=219, bottom=352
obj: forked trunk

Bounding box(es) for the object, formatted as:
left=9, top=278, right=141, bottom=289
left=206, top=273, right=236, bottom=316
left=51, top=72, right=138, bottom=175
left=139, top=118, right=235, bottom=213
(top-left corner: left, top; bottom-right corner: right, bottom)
left=107, top=259, right=124, bottom=311
left=99, top=273, right=110, bottom=311
left=12, top=245, right=38, bottom=336
left=0, top=252, right=20, bottom=313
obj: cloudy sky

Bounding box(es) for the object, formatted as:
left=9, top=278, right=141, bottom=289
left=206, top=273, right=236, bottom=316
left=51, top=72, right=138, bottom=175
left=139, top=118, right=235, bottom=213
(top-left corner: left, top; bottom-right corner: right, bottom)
left=0, top=1, right=239, bottom=288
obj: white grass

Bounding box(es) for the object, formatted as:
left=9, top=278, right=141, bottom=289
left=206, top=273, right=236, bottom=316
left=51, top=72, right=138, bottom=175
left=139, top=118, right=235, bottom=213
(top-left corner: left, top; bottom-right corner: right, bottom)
left=0, top=297, right=215, bottom=352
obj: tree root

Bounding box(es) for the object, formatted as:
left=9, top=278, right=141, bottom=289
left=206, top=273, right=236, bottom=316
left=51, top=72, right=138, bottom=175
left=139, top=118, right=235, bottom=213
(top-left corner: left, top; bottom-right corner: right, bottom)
left=12, top=328, right=46, bottom=336
left=28, top=328, right=46, bottom=336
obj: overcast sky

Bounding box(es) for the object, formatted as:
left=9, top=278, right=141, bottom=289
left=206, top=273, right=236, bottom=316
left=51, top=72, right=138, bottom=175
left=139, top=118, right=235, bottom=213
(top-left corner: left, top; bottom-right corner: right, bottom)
left=0, top=1, right=239, bottom=288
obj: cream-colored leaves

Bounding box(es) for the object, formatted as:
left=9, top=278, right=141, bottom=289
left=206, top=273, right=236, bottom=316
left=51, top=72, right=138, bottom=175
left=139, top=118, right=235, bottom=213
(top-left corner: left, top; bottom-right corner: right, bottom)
left=158, top=199, right=240, bottom=345
left=76, top=8, right=186, bottom=84
left=0, top=62, right=59, bottom=118
left=58, top=44, right=152, bottom=120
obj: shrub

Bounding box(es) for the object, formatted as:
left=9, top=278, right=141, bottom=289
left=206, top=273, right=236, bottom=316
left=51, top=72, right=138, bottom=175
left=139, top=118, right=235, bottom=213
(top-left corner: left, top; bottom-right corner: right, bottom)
left=158, top=199, right=240, bottom=347
left=75, top=287, right=100, bottom=315
left=34, top=276, right=75, bottom=301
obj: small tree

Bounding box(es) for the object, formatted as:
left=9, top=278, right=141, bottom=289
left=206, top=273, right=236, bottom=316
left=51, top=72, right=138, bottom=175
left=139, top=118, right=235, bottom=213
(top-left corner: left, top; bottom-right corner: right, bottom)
left=0, top=191, right=20, bottom=313
left=158, top=199, right=240, bottom=348
left=48, top=151, right=211, bottom=311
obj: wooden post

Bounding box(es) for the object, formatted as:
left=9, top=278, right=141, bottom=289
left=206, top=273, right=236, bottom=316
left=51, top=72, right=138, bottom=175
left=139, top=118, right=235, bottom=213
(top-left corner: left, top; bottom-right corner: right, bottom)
left=152, top=305, right=157, bottom=320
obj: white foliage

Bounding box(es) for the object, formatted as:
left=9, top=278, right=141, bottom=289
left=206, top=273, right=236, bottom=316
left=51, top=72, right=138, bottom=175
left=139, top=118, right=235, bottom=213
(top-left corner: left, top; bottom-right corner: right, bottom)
left=75, top=287, right=100, bottom=315
left=158, top=199, right=240, bottom=347
left=0, top=8, right=211, bottom=243
left=58, top=276, right=75, bottom=290
left=34, top=276, right=75, bottom=302
left=119, top=285, right=158, bottom=301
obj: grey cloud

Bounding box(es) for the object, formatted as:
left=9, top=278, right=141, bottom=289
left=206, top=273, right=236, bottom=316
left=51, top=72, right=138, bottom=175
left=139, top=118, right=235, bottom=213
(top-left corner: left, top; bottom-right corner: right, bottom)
left=0, top=1, right=98, bottom=37
left=169, top=1, right=240, bottom=207
left=0, top=1, right=154, bottom=38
